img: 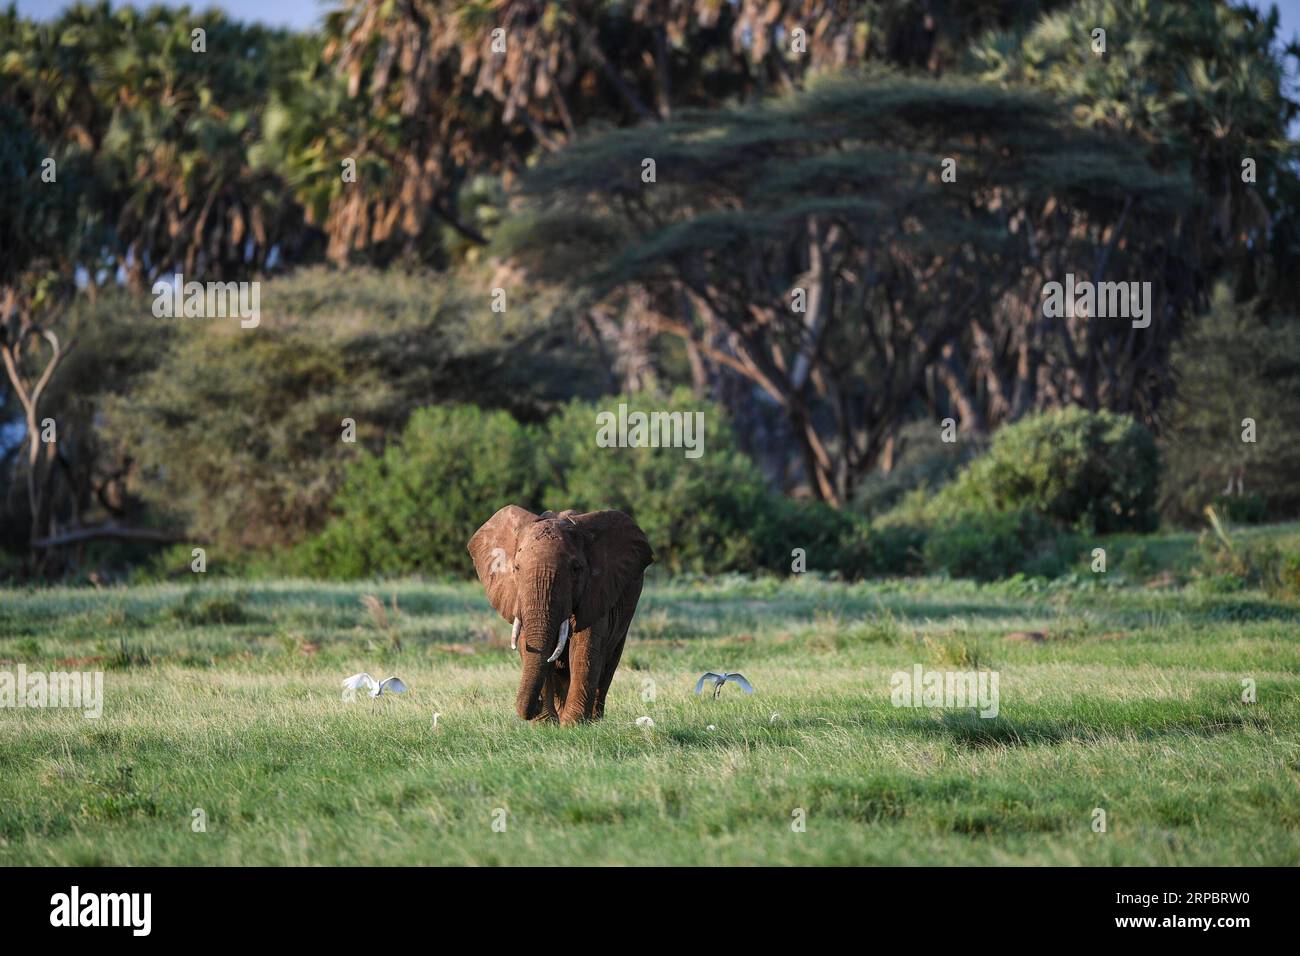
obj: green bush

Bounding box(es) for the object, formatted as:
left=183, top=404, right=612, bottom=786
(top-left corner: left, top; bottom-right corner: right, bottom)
left=300, top=393, right=834, bottom=578
left=1211, top=494, right=1268, bottom=525
left=922, top=507, right=1079, bottom=581
left=299, top=396, right=1151, bottom=583
left=1195, top=517, right=1300, bottom=601
left=849, top=521, right=928, bottom=576
left=929, top=408, right=1159, bottom=534
left=869, top=409, right=1155, bottom=581
left=1278, top=553, right=1300, bottom=601
left=301, top=405, right=541, bottom=578
left=539, top=390, right=779, bottom=574
left=851, top=420, right=984, bottom=518
left=104, top=266, right=596, bottom=556
left=752, top=496, right=871, bottom=575
left=1117, top=543, right=1158, bottom=581
left=1194, top=537, right=1277, bottom=595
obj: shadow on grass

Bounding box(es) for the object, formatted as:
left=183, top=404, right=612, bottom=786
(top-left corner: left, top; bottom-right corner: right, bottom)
left=654, top=597, right=1052, bottom=621
left=1198, top=600, right=1300, bottom=623
left=907, top=706, right=1272, bottom=750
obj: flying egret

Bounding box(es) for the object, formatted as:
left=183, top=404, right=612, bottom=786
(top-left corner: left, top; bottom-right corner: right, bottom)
left=342, top=673, right=407, bottom=700
left=694, top=671, right=754, bottom=700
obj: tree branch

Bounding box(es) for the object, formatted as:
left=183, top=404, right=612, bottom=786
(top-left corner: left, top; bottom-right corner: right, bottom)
left=32, top=525, right=198, bottom=549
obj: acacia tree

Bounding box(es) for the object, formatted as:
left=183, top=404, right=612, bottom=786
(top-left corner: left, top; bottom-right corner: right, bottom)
left=280, top=0, right=1068, bottom=270
left=969, top=0, right=1300, bottom=414
left=500, top=74, right=1187, bottom=504
left=1, top=5, right=309, bottom=290
left=1161, top=287, right=1300, bottom=522
left=973, top=0, right=1296, bottom=280
left=0, top=291, right=67, bottom=549
left=0, top=108, right=85, bottom=552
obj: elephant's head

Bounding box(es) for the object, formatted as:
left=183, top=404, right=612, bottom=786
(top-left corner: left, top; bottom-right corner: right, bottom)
left=468, top=506, right=653, bottom=721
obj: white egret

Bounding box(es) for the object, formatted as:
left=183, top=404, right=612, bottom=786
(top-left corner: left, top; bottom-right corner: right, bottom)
left=694, top=672, right=755, bottom=700
left=342, top=673, right=407, bottom=699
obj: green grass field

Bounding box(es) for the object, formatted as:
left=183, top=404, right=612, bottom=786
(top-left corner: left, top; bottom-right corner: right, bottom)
left=2, top=553, right=1299, bottom=865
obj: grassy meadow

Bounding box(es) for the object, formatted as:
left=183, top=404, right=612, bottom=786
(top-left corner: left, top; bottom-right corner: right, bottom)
left=2, top=532, right=1299, bottom=866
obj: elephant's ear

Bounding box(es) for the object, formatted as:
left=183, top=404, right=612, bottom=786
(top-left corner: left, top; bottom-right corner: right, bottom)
left=568, top=510, right=654, bottom=633
left=467, top=505, right=537, bottom=621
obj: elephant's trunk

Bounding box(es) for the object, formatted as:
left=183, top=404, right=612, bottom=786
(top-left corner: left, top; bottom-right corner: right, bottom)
left=514, top=570, right=569, bottom=722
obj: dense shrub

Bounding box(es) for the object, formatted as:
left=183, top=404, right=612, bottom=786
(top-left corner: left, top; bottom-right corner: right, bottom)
left=542, top=393, right=889, bottom=576
left=921, top=507, right=1080, bottom=581
left=1195, top=508, right=1300, bottom=600
left=298, top=391, right=880, bottom=578
left=751, top=495, right=871, bottom=575
left=869, top=409, right=1154, bottom=580
left=1280, top=554, right=1300, bottom=601
left=297, top=398, right=1157, bottom=583
left=105, top=267, right=596, bottom=554
left=929, top=408, right=1159, bottom=534
left=540, top=391, right=781, bottom=573
left=301, top=406, right=541, bottom=578
left=1211, top=493, right=1268, bottom=525
left=1117, top=543, right=1158, bottom=581
left=1195, top=536, right=1281, bottom=595
left=852, top=420, right=985, bottom=518
left=853, top=522, right=929, bottom=576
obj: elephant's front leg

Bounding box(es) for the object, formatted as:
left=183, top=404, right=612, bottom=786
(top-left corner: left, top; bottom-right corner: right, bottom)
left=557, top=622, right=602, bottom=726
left=592, top=575, right=644, bottom=721
left=544, top=661, right=570, bottom=719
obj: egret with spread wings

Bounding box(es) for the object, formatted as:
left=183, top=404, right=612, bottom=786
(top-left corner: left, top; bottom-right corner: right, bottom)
left=342, top=673, right=408, bottom=699
left=694, top=671, right=754, bottom=700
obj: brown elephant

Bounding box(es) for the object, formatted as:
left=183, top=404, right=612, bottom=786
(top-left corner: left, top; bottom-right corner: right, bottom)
left=468, top=506, right=654, bottom=725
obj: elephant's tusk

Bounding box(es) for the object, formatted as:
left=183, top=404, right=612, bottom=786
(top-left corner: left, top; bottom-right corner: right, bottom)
left=547, top=619, right=570, bottom=663
left=511, top=617, right=521, bottom=650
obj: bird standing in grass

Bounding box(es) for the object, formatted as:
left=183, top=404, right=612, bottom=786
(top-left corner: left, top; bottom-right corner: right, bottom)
left=342, top=673, right=407, bottom=700
left=694, top=672, right=754, bottom=700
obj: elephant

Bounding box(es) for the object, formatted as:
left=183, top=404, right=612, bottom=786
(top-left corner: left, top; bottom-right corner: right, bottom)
left=468, top=505, right=654, bottom=725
